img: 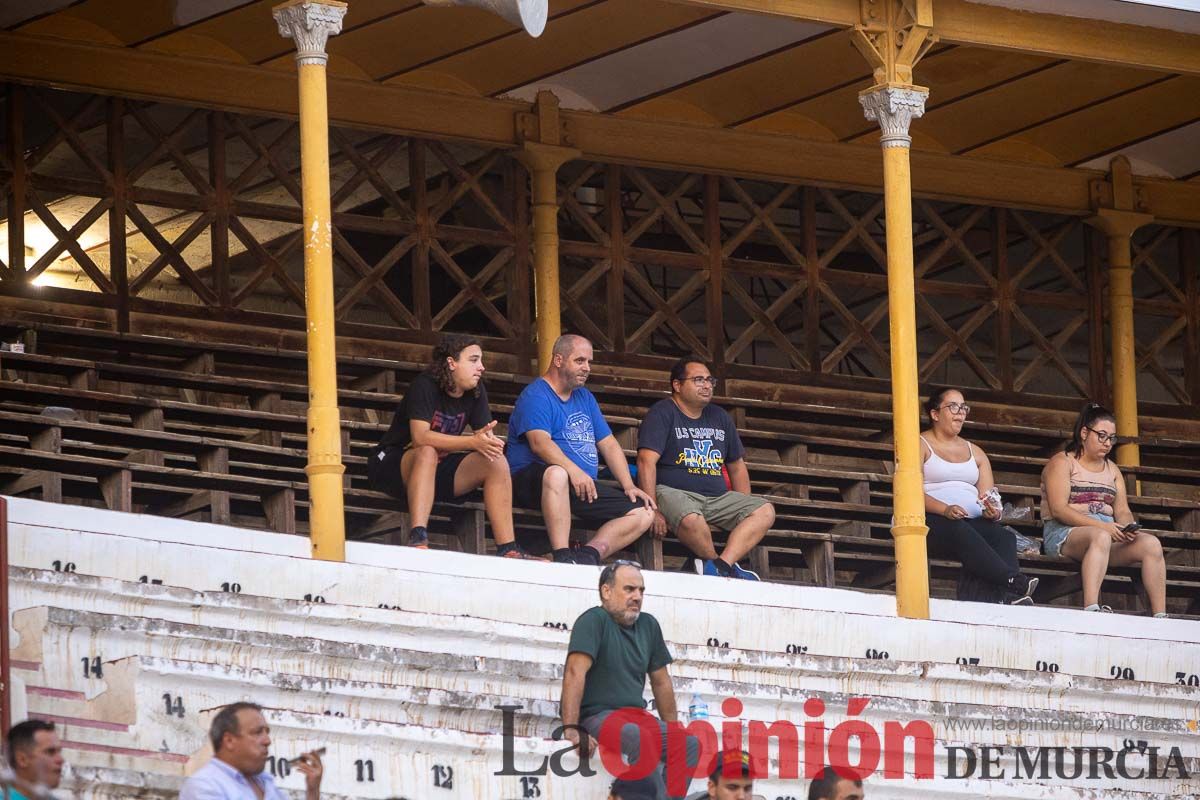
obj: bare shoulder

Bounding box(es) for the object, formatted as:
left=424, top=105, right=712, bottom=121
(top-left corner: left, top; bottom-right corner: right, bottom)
left=963, top=437, right=988, bottom=459
left=1043, top=451, right=1068, bottom=474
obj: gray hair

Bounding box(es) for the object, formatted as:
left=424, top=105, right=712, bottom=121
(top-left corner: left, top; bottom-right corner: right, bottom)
left=209, top=702, right=263, bottom=752
left=551, top=334, right=590, bottom=361
left=598, top=560, right=642, bottom=594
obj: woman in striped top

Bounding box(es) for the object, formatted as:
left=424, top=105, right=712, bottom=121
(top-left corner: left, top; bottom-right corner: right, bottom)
left=1040, top=403, right=1166, bottom=615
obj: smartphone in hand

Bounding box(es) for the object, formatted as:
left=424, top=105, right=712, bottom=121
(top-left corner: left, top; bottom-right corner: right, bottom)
left=1120, top=522, right=1140, bottom=534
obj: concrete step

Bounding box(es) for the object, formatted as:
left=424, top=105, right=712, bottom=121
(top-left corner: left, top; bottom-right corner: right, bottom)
left=32, top=653, right=1200, bottom=798
left=9, top=497, right=1200, bottom=798
left=10, top=498, right=1200, bottom=685
left=12, top=570, right=1199, bottom=740
left=13, top=601, right=1200, bottom=795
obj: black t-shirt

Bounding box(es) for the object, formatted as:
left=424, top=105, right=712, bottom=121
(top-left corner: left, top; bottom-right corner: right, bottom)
left=378, top=372, right=491, bottom=451
left=637, top=398, right=744, bottom=497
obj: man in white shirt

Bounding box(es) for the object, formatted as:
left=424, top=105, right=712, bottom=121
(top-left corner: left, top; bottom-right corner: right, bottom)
left=180, top=702, right=322, bottom=800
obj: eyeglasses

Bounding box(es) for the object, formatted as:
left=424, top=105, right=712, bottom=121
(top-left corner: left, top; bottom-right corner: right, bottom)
left=1084, top=427, right=1120, bottom=445
left=936, top=402, right=970, bottom=415
left=684, top=376, right=718, bottom=387
left=600, top=559, right=642, bottom=576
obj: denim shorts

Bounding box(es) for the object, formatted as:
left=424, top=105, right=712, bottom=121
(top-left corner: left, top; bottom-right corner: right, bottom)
left=1043, top=512, right=1113, bottom=558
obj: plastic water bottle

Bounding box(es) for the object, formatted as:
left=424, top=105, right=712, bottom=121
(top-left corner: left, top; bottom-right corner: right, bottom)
left=688, top=693, right=708, bottom=723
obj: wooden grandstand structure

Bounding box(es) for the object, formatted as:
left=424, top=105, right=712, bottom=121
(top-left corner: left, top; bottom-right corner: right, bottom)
left=1, top=0, right=1199, bottom=618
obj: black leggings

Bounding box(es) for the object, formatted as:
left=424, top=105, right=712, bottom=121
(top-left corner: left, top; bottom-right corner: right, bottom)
left=926, top=515, right=1019, bottom=588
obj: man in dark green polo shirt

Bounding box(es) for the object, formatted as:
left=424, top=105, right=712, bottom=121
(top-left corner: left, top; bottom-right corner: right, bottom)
left=560, top=560, right=698, bottom=799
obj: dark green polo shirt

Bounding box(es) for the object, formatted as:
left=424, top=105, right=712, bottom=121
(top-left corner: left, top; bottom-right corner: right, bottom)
left=568, top=606, right=673, bottom=719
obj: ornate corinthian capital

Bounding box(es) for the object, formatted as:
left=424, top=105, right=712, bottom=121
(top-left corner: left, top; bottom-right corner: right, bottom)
left=273, top=1, right=347, bottom=66
left=859, top=84, right=929, bottom=149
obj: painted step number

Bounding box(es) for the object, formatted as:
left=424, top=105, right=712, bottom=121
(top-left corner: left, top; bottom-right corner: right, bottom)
left=162, top=694, right=185, bottom=718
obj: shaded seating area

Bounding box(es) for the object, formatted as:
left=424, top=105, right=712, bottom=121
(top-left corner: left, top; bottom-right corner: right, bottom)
left=2, top=321, right=1197, bottom=616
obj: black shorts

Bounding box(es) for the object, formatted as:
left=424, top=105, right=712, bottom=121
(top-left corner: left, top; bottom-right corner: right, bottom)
left=511, top=463, right=643, bottom=528
left=368, top=447, right=470, bottom=506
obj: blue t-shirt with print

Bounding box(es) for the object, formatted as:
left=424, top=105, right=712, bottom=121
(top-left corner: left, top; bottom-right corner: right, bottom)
left=506, top=379, right=612, bottom=478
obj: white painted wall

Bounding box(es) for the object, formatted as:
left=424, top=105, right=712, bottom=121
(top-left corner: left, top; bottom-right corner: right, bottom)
left=5, top=498, right=1199, bottom=799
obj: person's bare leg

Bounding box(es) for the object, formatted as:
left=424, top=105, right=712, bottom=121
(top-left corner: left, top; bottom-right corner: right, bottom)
left=719, top=502, right=774, bottom=565
left=1060, top=527, right=1112, bottom=607
left=540, top=465, right=572, bottom=550
left=588, top=507, right=654, bottom=561
left=453, top=452, right=516, bottom=546
left=673, top=512, right=718, bottom=560
left=400, top=445, right=439, bottom=528
left=1109, top=532, right=1167, bottom=615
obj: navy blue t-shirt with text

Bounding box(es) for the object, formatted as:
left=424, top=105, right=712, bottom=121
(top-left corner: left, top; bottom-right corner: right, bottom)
left=637, top=398, right=744, bottom=496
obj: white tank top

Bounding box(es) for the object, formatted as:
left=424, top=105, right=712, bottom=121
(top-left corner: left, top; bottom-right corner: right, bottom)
left=921, top=435, right=983, bottom=518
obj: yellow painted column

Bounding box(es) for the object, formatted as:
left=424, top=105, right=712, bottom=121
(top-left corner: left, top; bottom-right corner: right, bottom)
left=274, top=0, right=348, bottom=561
left=861, top=83, right=930, bottom=619
left=1087, top=207, right=1152, bottom=470
left=516, top=141, right=578, bottom=372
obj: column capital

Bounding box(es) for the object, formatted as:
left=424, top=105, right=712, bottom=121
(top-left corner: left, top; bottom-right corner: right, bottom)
left=515, top=141, right=580, bottom=175
left=1085, top=207, right=1153, bottom=240
left=273, top=0, right=347, bottom=66
left=859, top=83, right=928, bottom=148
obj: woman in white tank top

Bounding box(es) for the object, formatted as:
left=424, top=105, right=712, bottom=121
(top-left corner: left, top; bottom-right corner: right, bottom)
left=921, top=388, right=1037, bottom=605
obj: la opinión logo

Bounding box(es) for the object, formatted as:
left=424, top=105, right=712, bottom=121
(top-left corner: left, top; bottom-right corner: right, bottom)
left=496, top=697, right=935, bottom=795
left=494, top=699, right=1191, bottom=793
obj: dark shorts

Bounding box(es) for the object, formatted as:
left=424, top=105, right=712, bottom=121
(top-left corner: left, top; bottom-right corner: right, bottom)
left=511, top=463, right=643, bottom=528
left=368, top=447, right=470, bottom=506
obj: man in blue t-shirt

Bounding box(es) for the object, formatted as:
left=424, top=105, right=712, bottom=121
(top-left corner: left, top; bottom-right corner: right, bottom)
left=507, top=334, right=654, bottom=564
left=636, top=357, right=774, bottom=580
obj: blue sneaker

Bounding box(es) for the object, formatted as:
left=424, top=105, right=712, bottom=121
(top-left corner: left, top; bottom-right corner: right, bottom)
left=695, top=558, right=722, bottom=577
left=730, top=562, right=760, bottom=581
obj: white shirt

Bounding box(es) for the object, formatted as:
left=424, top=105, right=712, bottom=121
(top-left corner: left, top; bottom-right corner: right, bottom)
left=179, top=757, right=288, bottom=800
left=921, top=436, right=983, bottom=517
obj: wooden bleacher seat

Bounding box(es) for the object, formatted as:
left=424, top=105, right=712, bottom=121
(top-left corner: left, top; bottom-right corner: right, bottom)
left=2, top=323, right=1198, bottom=614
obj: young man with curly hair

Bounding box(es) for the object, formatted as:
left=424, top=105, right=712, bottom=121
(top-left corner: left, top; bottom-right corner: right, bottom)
left=370, top=334, right=531, bottom=557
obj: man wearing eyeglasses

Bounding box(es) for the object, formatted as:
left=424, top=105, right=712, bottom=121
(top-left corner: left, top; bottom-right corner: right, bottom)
left=636, top=357, right=774, bottom=580
left=562, top=561, right=698, bottom=799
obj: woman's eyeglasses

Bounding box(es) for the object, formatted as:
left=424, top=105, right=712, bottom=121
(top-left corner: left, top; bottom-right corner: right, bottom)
left=1084, top=426, right=1120, bottom=445
left=936, top=402, right=970, bottom=415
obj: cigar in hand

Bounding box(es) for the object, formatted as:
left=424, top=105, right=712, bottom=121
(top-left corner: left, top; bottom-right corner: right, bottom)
left=287, top=747, right=326, bottom=767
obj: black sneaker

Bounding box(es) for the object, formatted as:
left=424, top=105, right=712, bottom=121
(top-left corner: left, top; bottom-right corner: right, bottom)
left=573, top=546, right=601, bottom=566
left=1006, top=573, right=1038, bottom=601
